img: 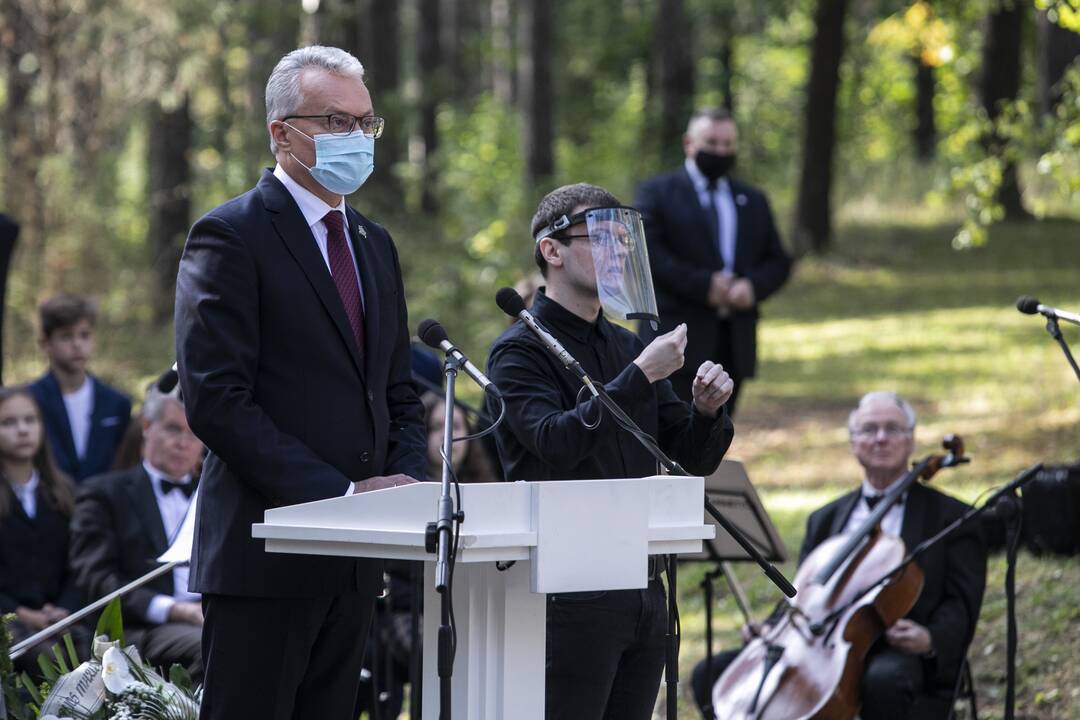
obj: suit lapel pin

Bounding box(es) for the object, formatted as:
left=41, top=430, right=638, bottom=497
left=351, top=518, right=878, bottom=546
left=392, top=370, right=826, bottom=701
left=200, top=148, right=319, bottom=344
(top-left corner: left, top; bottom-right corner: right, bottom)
left=356, top=224, right=368, bottom=239
left=735, top=194, right=748, bottom=206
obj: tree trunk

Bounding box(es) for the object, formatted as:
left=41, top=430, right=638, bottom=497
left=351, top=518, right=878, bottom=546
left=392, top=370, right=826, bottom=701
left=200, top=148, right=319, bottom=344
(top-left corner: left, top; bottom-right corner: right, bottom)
left=1037, top=10, right=1080, bottom=119
left=794, top=0, right=849, bottom=254
left=519, top=0, right=554, bottom=189
left=913, top=55, right=936, bottom=160
left=364, top=0, right=403, bottom=194
left=654, top=0, right=695, bottom=168
left=418, top=0, right=443, bottom=213
left=245, top=0, right=300, bottom=173
left=147, top=96, right=193, bottom=324
left=978, top=2, right=1031, bottom=220
left=490, top=0, right=516, bottom=104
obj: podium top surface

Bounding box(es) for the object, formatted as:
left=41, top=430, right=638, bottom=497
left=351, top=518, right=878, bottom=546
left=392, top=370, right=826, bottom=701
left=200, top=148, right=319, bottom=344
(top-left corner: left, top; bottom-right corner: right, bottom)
left=252, top=476, right=713, bottom=563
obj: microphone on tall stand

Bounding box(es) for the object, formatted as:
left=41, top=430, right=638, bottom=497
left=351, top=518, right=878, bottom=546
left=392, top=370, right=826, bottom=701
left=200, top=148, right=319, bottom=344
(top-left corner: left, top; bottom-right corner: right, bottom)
left=1017, top=296, right=1080, bottom=327
left=417, top=319, right=502, bottom=399
left=494, top=287, right=599, bottom=397
left=157, top=363, right=180, bottom=394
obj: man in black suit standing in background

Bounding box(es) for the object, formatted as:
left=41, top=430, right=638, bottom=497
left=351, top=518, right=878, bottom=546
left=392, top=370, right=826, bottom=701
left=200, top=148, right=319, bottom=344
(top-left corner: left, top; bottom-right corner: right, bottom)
left=70, top=384, right=205, bottom=678
left=636, top=108, right=791, bottom=414
left=174, top=45, right=426, bottom=720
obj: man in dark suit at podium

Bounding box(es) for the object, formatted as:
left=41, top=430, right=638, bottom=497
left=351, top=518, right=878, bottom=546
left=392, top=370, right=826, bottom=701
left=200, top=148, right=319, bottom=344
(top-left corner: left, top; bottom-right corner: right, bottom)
left=487, top=183, right=736, bottom=720
left=175, top=45, right=426, bottom=720
left=635, top=108, right=791, bottom=414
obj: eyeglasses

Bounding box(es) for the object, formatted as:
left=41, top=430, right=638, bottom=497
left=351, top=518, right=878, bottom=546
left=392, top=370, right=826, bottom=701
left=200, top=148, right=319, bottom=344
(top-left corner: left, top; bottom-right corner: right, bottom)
left=556, top=228, right=636, bottom=250
left=852, top=423, right=912, bottom=439
left=282, top=113, right=385, bottom=138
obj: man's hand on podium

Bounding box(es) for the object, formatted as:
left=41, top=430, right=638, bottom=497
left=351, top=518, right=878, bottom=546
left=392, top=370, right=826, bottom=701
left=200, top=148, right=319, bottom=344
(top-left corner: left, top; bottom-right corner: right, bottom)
left=353, top=474, right=418, bottom=494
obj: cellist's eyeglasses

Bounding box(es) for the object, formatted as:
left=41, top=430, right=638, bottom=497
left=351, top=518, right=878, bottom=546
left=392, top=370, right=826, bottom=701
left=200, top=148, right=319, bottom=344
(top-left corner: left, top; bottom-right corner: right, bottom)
left=852, top=423, right=911, bottom=439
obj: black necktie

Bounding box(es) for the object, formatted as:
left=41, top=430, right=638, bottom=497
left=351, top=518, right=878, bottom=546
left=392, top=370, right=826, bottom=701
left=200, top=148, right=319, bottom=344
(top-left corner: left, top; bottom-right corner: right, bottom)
left=703, top=180, right=723, bottom=270
left=864, top=494, right=884, bottom=511
left=161, top=477, right=194, bottom=498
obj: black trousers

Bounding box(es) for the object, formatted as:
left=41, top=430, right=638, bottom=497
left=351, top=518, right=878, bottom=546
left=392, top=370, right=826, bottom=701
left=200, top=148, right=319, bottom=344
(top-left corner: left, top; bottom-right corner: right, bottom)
left=545, top=579, right=667, bottom=720
left=690, top=644, right=925, bottom=720
left=198, top=592, right=374, bottom=720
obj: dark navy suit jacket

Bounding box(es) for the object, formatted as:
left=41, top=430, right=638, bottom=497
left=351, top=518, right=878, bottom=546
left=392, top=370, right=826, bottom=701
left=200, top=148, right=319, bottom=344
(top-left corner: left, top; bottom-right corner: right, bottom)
left=635, top=169, right=791, bottom=380
left=174, top=170, right=426, bottom=599
left=28, top=372, right=131, bottom=483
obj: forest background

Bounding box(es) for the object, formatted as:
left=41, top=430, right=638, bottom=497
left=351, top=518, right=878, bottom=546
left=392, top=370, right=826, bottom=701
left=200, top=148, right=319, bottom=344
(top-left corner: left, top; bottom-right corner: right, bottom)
left=2, top=0, right=1080, bottom=717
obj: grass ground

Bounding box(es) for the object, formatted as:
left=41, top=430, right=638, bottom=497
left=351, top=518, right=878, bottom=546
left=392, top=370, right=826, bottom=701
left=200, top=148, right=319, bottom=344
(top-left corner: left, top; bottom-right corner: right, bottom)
left=668, top=219, right=1080, bottom=719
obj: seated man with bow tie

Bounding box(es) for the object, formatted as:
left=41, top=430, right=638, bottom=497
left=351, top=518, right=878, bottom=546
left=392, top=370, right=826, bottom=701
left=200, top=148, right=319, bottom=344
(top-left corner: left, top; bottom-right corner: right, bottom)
left=692, top=391, right=986, bottom=720
left=70, top=382, right=206, bottom=678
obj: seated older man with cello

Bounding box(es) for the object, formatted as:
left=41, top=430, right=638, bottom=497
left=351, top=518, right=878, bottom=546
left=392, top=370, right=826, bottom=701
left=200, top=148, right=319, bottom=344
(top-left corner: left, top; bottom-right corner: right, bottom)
left=693, top=391, right=987, bottom=720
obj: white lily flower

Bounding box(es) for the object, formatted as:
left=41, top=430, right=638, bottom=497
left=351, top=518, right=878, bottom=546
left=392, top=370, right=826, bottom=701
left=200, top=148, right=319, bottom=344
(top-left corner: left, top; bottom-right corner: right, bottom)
left=101, top=646, right=136, bottom=694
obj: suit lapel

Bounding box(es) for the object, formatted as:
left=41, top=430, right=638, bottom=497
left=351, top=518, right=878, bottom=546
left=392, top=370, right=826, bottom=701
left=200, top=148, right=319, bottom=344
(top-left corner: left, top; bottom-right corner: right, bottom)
left=830, top=490, right=861, bottom=537
left=348, top=208, right=381, bottom=381
left=259, top=172, right=366, bottom=380
left=41, top=373, right=79, bottom=468
left=677, top=169, right=724, bottom=267
left=126, top=467, right=169, bottom=556
left=901, top=483, right=927, bottom=554
left=729, top=180, right=749, bottom=274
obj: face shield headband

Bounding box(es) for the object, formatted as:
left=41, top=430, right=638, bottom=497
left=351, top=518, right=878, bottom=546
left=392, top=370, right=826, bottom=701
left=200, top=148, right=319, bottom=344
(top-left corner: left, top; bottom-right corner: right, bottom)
left=535, top=205, right=659, bottom=328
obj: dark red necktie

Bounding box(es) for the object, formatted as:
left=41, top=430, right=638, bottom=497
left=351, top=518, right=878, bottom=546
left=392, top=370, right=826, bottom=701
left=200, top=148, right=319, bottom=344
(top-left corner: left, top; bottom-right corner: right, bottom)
left=322, top=211, right=365, bottom=357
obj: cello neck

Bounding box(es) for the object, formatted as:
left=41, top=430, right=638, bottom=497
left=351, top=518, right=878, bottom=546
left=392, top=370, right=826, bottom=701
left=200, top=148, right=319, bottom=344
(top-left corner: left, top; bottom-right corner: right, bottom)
left=810, top=457, right=930, bottom=587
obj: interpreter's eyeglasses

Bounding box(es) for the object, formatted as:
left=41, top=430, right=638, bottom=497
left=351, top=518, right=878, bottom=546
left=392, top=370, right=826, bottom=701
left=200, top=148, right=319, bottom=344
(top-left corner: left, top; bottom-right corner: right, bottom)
left=281, top=113, right=385, bottom=138
left=555, top=228, right=636, bottom=250
left=852, top=423, right=912, bottom=439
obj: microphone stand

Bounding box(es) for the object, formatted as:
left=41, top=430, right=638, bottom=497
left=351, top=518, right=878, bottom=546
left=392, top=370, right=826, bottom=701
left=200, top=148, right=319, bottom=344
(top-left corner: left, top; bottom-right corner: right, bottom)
left=424, top=353, right=464, bottom=720
left=1042, top=315, right=1080, bottom=382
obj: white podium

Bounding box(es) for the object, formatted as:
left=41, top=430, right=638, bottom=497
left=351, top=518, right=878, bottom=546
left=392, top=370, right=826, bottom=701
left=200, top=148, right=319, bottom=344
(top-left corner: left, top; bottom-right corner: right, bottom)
left=252, top=476, right=713, bottom=719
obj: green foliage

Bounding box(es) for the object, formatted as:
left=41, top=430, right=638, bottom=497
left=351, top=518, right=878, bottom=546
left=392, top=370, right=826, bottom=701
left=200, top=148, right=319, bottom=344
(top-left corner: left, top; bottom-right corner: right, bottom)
left=95, top=598, right=126, bottom=647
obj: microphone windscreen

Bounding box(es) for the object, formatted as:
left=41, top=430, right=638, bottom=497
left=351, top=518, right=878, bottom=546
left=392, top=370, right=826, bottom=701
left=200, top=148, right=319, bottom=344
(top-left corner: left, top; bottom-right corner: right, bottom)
left=496, top=287, right=526, bottom=317
left=157, top=367, right=179, bottom=394
left=1016, top=296, right=1040, bottom=315
left=417, top=319, right=448, bottom=348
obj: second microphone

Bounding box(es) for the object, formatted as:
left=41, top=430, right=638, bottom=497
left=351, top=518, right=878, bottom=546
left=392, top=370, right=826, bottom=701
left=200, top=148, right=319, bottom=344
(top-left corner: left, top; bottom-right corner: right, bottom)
left=417, top=319, right=502, bottom=399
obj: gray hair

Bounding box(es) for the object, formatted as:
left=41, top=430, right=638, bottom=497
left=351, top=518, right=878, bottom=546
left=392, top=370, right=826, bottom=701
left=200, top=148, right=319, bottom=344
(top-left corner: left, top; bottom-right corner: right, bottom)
left=265, top=45, right=366, bottom=154
left=142, top=383, right=183, bottom=423
left=847, top=391, right=917, bottom=433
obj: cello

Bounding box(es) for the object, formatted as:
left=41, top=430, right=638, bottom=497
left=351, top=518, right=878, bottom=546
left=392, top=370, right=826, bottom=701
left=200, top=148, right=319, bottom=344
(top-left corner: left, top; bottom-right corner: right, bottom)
left=712, top=435, right=969, bottom=720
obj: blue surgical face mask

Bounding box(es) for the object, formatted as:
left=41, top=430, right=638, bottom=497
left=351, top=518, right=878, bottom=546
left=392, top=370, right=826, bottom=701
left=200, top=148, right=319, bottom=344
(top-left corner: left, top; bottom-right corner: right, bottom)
left=286, top=123, right=375, bottom=195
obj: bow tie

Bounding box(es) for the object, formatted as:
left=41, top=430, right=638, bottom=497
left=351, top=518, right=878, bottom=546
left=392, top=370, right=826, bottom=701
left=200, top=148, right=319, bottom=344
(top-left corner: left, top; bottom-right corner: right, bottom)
left=160, top=477, right=194, bottom=498
left=863, top=494, right=885, bottom=511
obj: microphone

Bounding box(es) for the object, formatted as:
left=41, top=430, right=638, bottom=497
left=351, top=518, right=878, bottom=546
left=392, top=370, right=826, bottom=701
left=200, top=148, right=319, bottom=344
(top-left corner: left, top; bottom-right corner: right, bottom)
left=417, top=319, right=502, bottom=399
left=1017, top=296, right=1080, bottom=327
left=494, top=287, right=599, bottom=397
left=157, top=363, right=179, bottom=394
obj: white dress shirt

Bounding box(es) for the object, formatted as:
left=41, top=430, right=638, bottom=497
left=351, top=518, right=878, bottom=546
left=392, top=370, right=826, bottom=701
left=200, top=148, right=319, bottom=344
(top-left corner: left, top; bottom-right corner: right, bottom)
left=273, top=164, right=365, bottom=310
left=685, top=158, right=737, bottom=273
left=841, top=473, right=908, bottom=538
left=63, top=378, right=94, bottom=460
left=11, top=470, right=40, bottom=519
left=144, top=461, right=201, bottom=624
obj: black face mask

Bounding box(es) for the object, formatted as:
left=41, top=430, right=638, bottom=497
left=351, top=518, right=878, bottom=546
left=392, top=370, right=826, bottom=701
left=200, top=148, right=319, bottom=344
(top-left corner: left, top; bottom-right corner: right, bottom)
left=695, top=150, right=736, bottom=182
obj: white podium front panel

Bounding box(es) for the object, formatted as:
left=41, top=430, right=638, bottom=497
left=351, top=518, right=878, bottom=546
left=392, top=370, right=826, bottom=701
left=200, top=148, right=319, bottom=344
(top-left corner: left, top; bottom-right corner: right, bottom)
left=252, top=475, right=714, bottom=719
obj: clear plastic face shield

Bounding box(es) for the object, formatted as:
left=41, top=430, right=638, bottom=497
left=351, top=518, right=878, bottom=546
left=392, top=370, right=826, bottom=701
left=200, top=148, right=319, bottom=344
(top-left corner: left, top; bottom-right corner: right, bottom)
left=536, top=206, right=659, bottom=328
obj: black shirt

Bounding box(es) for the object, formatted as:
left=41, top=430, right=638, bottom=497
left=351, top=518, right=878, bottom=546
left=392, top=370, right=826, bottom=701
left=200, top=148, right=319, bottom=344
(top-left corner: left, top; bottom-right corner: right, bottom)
left=485, top=289, right=734, bottom=482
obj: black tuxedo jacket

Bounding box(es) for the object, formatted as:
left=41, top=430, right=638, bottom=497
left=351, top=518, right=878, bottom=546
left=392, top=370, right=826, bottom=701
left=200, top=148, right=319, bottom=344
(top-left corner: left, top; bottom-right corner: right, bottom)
left=799, top=483, right=986, bottom=687
left=69, top=467, right=175, bottom=625
left=29, top=372, right=131, bottom=482
left=174, top=170, right=426, bottom=599
left=634, top=169, right=791, bottom=379
left=0, top=485, right=80, bottom=613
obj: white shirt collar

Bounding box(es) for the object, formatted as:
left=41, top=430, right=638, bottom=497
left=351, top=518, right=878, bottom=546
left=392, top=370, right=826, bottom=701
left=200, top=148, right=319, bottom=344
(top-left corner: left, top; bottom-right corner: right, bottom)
left=143, top=460, right=192, bottom=487
left=273, top=163, right=347, bottom=230
left=861, top=472, right=908, bottom=499
left=11, top=470, right=39, bottom=502
left=684, top=158, right=730, bottom=193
